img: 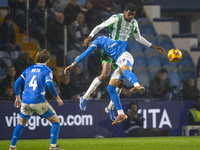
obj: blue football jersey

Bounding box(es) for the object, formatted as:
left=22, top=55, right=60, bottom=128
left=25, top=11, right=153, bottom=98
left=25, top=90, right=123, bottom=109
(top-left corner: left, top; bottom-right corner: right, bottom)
left=20, top=63, right=53, bottom=104
left=91, top=36, right=128, bottom=61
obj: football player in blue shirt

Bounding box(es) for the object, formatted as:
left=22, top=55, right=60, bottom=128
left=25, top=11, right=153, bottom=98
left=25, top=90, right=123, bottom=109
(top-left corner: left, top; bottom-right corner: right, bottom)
left=9, top=49, right=64, bottom=150
left=64, top=36, right=166, bottom=125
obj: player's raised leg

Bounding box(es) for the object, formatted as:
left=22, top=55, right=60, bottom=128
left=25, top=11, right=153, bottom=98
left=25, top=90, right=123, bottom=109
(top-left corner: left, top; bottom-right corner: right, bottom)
left=79, top=62, right=111, bottom=111
left=105, top=87, right=122, bottom=121
left=106, top=79, right=128, bottom=125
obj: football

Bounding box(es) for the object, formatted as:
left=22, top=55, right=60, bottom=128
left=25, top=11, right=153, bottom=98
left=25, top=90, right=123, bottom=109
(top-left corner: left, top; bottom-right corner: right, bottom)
left=167, top=49, right=182, bottom=63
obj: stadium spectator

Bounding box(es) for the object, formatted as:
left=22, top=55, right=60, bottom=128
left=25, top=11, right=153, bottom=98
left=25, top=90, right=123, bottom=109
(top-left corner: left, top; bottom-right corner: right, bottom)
left=124, top=101, right=169, bottom=137
left=14, top=52, right=35, bottom=78
left=149, top=68, right=172, bottom=101
left=82, top=0, right=101, bottom=30
left=188, top=96, right=200, bottom=125
left=8, top=0, right=26, bottom=33
left=0, top=86, right=15, bottom=101
left=68, top=12, right=89, bottom=52
left=182, top=78, right=199, bottom=100
left=120, top=86, right=131, bottom=99
left=0, top=15, right=22, bottom=53
left=63, top=0, right=81, bottom=25
left=92, top=0, right=115, bottom=21
left=60, top=74, right=78, bottom=100
left=70, top=65, right=90, bottom=95
left=0, top=66, right=16, bottom=97
left=88, top=88, right=102, bottom=100
left=0, top=58, right=8, bottom=79
left=87, top=53, right=102, bottom=79
left=46, top=12, right=65, bottom=66
left=50, top=0, right=61, bottom=15
left=30, top=0, right=56, bottom=48
left=50, top=67, right=59, bottom=86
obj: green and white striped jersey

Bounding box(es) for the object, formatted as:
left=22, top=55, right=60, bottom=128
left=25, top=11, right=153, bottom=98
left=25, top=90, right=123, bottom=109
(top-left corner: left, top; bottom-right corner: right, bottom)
left=89, top=13, right=152, bottom=47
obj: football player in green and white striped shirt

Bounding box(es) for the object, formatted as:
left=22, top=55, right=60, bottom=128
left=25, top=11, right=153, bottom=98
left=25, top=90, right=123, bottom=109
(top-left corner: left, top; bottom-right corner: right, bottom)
left=80, top=3, right=165, bottom=120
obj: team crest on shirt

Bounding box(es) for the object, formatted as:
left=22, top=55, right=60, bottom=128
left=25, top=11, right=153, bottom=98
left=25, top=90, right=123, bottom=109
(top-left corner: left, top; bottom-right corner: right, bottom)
left=50, top=72, right=53, bottom=79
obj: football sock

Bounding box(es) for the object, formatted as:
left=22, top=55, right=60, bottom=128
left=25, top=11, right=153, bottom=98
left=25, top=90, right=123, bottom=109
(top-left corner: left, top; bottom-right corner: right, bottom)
left=117, top=110, right=125, bottom=115
left=123, top=69, right=139, bottom=86
left=83, top=77, right=102, bottom=100
left=11, top=124, right=24, bottom=146
left=51, top=122, right=60, bottom=144
left=109, top=87, right=122, bottom=110
left=107, top=85, right=122, bottom=111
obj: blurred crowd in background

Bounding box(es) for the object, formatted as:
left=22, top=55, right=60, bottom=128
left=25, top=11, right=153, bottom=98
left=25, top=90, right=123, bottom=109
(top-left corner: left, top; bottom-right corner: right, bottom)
left=0, top=0, right=200, bottom=102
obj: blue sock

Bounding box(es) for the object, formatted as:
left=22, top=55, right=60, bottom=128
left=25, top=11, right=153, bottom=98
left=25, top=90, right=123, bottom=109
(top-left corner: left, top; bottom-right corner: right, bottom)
left=51, top=122, right=60, bottom=144
left=11, top=124, right=24, bottom=146
left=123, top=69, right=139, bottom=85
left=107, top=85, right=122, bottom=110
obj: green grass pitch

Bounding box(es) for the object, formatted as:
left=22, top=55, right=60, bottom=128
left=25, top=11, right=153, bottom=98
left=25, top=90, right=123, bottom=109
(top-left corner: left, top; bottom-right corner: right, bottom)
left=1, top=137, right=200, bottom=150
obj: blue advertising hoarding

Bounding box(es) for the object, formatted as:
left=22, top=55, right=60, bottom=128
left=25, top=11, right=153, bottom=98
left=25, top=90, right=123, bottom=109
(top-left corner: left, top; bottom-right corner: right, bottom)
left=0, top=100, right=193, bottom=139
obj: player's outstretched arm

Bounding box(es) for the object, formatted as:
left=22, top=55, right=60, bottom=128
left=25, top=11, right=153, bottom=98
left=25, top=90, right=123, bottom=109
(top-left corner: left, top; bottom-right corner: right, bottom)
left=64, top=46, right=96, bottom=74
left=14, top=77, right=24, bottom=108
left=64, top=62, right=77, bottom=74
left=46, top=81, right=63, bottom=106
left=150, top=44, right=166, bottom=55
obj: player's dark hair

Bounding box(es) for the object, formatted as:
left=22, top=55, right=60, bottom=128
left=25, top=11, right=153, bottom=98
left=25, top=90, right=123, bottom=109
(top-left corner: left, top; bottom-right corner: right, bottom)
left=129, top=101, right=139, bottom=110
left=36, top=49, right=50, bottom=63
left=124, top=3, right=137, bottom=12
left=159, top=68, right=168, bottom=74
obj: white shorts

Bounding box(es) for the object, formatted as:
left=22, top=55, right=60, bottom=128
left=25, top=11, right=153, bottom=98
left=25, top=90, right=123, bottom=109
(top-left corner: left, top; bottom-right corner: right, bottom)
left=110, top=67, right=125, bottom=81
left=20, top=101, right=56, bottom=119
left=116, top=52, right=134, bottom=68
left=111, top=52, right=134, bottom=81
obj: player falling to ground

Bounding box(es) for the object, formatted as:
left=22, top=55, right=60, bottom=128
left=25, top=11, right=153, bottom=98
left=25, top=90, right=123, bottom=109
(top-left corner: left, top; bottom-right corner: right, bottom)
left=64, top=36, right=166, bottom=125
left=81, top=3, right=165, bottom=120
left=9, top=49, right=64, bottom=150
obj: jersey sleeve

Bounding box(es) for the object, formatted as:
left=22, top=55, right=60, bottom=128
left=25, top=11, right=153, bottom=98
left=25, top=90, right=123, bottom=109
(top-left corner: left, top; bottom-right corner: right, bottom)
left=132, top=20, right=152, bottom=47
left=45, top=70, right=53, bottom=83
left=89, top=15, right=117, bottom=37
left=20, top=70, right=26, bottom=81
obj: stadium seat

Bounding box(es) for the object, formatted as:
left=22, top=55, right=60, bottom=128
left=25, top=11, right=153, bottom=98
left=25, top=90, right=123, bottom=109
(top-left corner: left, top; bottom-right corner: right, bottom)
left=146, top=57, right=161, bottom=66
left=133, top=65, right=147, bottom=73
left=167, top=72, right=181, bottom=87
left=137, top=18, right=152, bottom=27
left=133, top=57, right=146, bottom=66
left=177, top=56, right=193, bottom=66
left=144, top=50, right=160, bottom=58
left=2, top=58, right=12, bottom=67
left=163, top=64, right=178, bottom=72
left=0, top=51, right=10, bottom=58
left=155, top=34, right=172, bottom=45
left=129, top=50, right=144, bottom=57
left=127, top=41, right=143, bottom=51
left=148, top=65, right=161, bottom=79
left=140, top=25, right=157, bottom=36
left=66, top=50, right=81, bottom=65
left=178, top=65, right=196, bottom=82
left=135, top=72, right=150, bottom=86
left=141, top=33, right=156, bottom=42
left=161, top=56, right=177, bottom=66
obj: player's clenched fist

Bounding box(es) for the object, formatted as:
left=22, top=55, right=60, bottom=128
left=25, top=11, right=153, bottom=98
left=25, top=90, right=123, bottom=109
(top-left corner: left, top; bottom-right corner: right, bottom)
left=64, top=62, right=77, bottom=74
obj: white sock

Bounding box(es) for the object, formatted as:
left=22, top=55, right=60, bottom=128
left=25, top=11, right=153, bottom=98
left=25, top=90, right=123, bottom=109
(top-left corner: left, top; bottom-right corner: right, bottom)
left=51, top=144, right=56, bottom=147
left=109, top=87, right=122, bottom=110
left=108, top=101, right=114, bottom=110
left=118, top=110, right=124, bottom=115
left=83, top=77, right=102, bottom=100
left=10, top=145, right=16, bottom=148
